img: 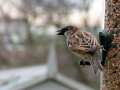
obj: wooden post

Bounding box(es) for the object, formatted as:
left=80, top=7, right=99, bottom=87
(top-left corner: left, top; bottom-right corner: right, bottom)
left=102, top=0, right=120, bottom=90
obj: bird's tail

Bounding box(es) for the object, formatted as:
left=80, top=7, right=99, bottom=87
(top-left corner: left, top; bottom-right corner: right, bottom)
left=91, top=55, right=103, bottom=74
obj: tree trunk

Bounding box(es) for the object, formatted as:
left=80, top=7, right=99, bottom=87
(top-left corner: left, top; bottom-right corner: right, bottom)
left=102, top=0, right=120, bottom=90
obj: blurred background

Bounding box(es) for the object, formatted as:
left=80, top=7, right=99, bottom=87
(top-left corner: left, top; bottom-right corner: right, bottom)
left=0, top=0, right=105, bottom=90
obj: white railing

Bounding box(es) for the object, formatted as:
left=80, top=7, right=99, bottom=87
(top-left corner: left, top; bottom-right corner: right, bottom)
left=0, top=33, right=95, bottom=90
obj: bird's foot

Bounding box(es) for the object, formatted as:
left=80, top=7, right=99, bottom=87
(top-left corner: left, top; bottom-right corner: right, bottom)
left=80, top=60, right=91, bottom=66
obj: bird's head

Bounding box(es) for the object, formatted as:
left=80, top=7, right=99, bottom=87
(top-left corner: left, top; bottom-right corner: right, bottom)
left=57, top=25, right=78, bottom=37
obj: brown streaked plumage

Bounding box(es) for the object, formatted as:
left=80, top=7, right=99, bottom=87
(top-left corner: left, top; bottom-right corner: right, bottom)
left=57, top=25, right=103, bottom=73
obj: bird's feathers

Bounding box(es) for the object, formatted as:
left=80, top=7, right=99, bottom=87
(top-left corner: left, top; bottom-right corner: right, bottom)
left=67, top=31, right=100, bottom=54
left=91, top=52, right=103, bottom=73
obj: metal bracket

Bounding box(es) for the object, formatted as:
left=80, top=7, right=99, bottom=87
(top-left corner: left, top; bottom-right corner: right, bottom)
left=99, top=30, right=112, bottom=65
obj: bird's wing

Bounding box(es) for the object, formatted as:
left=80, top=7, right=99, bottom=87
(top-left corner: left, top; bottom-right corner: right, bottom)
left=67, top=32, right=90, bottom=54
left=82, top=32, right=103, bottom=72
left=68, top=31, right=100, bottom=53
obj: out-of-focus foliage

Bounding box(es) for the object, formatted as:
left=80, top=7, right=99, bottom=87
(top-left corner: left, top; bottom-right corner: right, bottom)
left=0, top=0, right=104, bottom=89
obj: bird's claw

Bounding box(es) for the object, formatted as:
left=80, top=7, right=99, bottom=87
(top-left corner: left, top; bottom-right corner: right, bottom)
left=80, top=60, right=91, bottom=66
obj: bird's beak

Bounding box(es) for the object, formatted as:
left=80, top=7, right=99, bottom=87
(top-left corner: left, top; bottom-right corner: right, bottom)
left=56, top=29, right=64, bottom=35
left=57, top=26, right=70, bottom=35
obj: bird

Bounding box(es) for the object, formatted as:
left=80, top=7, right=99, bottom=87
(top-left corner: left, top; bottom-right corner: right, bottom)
left=57, top=25, right=103, bottom=73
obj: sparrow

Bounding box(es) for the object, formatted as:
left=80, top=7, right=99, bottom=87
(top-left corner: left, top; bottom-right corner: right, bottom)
left=57, top=25, right=103, bottom=73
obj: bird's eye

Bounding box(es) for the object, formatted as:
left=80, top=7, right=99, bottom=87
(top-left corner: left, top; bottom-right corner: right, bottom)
left=69, top=27, right=73, bottom=30
left=67, top=26, right=73, bottom=30
left=67, top=27, right=71, bottom=30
